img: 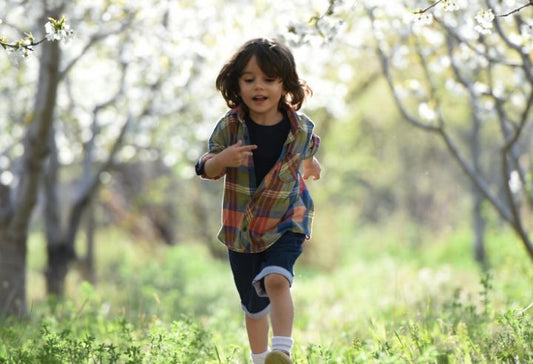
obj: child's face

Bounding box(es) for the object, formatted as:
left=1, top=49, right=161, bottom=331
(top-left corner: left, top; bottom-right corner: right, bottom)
left=238, top=55, right=285, bottom=124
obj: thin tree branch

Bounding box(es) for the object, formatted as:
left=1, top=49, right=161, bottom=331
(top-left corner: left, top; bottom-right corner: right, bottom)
left=416, top=0, right=532, bottom=17
left=346, top=71, right=381, bottom=100
left=496, top=1, right=533, bottom=17
left=371, top=39, right=439, bottom=131
left=0, top=38, right=46, bottom=50
left=500, top=145, right=533, bottom=260
left=66, top=115, right=131, bottom=244
left=487, top=0, right=533, bottom=82
left=415, top=0, right=443, bottom=14
left=413, top=36, right=445, bottom=128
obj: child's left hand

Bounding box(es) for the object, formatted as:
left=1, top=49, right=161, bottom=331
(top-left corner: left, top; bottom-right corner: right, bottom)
left=302, top=157, right=321, bottom=181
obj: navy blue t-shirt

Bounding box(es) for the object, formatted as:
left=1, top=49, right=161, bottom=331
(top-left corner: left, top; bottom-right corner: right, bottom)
left=246, top=112, right=290, bottom=186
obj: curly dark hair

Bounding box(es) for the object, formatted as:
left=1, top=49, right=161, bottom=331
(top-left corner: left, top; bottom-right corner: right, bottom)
left=215, top=38, right=312, bottom=111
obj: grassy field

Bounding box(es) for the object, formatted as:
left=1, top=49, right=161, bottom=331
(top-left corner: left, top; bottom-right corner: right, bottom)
left=1, top=220, right=532, bottom=363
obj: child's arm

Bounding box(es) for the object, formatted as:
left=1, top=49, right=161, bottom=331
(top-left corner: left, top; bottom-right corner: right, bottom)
left=302, top=156, right=321, bottom=181
left=204, top=140, right=257, bottom=178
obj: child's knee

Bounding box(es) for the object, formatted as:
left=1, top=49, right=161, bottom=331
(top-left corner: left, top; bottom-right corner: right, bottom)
left=264, top=273, right=289, bottom=293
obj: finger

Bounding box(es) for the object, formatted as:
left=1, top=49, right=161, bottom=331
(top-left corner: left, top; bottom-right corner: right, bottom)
left=239, top=144, right=258, bottom=151
left=233, top=140, right=243, bottom=147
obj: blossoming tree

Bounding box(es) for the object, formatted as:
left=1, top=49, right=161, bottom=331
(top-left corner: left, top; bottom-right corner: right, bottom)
left=364, top=0, right=532, bottom=262
left=290, top=0, right=532, bottom=263
left=372, top=0, right=532, bottom=262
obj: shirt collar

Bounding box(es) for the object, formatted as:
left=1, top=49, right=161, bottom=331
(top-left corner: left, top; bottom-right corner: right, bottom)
left=234, top=102, right=301, bottom=138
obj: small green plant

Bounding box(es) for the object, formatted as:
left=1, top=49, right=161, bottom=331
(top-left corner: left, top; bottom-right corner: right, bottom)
left=3, top=227, right=530, bottom=363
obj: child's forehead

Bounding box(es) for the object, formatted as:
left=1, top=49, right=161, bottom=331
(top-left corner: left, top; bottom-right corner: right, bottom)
left=241, top=55, right=278, bottom=77
left=242, top=56, right=261, bottom=71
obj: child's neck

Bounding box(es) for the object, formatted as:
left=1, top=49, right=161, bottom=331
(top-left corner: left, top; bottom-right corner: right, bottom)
left=249, top=110, right=284, bottom=126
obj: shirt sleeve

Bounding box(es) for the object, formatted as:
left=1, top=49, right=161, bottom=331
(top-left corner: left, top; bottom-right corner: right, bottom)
left=196, top=116, right=230, bottom=180
left=302, top=118, right=320, bottom=159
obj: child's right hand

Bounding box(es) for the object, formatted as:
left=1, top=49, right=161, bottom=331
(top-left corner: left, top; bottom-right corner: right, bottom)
left=217, top=140, right=257, bottom=168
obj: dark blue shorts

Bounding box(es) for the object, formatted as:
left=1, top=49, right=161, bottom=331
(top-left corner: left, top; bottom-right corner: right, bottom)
left=228, top=231, right=306, bottom=318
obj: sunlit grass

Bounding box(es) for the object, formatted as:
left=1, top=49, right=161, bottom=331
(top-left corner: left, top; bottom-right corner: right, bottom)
left=14, top=217, right=533, bottom=363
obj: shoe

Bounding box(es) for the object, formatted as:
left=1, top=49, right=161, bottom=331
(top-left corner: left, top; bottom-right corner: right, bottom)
left=265, top=350, right=292, bottom=364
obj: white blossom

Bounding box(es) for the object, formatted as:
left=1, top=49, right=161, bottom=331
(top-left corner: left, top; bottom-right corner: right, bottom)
left=6, top=44, right=32, bottom=66
left=423, top=28, right=445, bottom=45
left=511, top=93, right=525, bottom=108
left=519, top=24, right=533, bottom=52
left=0, top=171, right=14, bottom=186
left=413, top=10, right=433, bottom=26
left=445, top=78, right=466, bottom=97
left=429, top=55, right=450, bottom=74
left=406, top=79, right=427, bottom=98
left=508, top=171, right=522, bottom=194
left=45, top=19, right=74, bottom=42
left=523, top=24, right=533, bottom=40
left=474, top=9, right=494, bottom=35
left=473, top=82, right=489, bottom=96
left=442, top=0, right=460, bottom=12
left=419, top=102, right=437, bottom=121
left=391, top=45, right=409, bottom=69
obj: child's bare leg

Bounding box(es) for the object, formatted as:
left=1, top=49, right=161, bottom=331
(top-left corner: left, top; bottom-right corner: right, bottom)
left=245, top=314, right=269, bottom=353
left=264, top=274, right=293, bottom=337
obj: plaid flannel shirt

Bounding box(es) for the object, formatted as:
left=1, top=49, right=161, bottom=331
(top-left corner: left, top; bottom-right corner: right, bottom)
left=197, top=103, right=320, bottom=253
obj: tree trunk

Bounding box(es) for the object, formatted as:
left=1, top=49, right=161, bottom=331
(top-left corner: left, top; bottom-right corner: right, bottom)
left=0, top=229, right=27, bottom=316
left=43, top=115, right=129, bottom=296
left=0, top=15, right=61, bottom=316
left=45, top=240, right=75, bottom=296
left=83, top=200, right=96, bottom=284
left=472, top=187, right=487, bottom=267
left=469, top=101, right=488, bottom=268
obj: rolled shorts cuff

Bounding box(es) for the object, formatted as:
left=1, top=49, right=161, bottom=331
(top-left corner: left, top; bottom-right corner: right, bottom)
left=242, top=303, right=271, bottom=318
left=252, top=266, right=293, bottom=297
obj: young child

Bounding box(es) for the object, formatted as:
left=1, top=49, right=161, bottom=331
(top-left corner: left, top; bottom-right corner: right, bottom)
left=195, top=38, right=321, bottom=364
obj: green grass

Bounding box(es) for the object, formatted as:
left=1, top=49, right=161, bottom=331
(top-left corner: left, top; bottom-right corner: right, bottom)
left=2, top=221, right=532, bottom=363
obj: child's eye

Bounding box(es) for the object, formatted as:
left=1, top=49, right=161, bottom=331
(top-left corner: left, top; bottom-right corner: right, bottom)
left=243, top=79, right=254, bottom=83
left=265, top=78, right=276, bottom=83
